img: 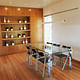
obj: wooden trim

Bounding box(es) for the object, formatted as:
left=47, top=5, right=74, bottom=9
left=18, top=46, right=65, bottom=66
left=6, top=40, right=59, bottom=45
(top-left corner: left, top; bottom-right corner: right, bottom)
left=72, top=59, right=80, bottom=63
left=0, top=5, right=43, bottom=9
left=2, top=36, right=31, bottom=40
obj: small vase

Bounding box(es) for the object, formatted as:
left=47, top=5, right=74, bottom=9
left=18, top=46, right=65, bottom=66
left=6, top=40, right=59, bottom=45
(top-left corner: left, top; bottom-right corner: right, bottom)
left=5, top=34, right=8, bottom=38
left=23, top=35, right=26, bottom=37
left=25, top=40, right=28, bottom=44
left=7, top=19, right=10, bottom=23
left=24, top=20, right=27, bottom=23
left=19, top=35, right=21, bottom=38
left=4, top=17, right=6, bottom=23
left=11, top=35, right=14, bottom=38
left=22, top=40, right=25, bottom=44
left=20, top=27, right=23, bottom=30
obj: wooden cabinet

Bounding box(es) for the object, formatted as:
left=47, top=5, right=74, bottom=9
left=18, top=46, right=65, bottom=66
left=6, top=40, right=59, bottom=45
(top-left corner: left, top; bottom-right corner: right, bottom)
left=0, top=6, right=43, bottom=55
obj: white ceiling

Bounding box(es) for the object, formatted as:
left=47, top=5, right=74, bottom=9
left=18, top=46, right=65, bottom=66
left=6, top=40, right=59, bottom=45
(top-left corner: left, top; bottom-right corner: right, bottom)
left=0, top=0, right=58, bottom=8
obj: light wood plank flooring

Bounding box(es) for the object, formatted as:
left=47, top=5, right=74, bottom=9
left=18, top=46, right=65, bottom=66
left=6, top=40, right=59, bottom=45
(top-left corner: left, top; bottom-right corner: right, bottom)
left=0, top=52, right=80, bottom=80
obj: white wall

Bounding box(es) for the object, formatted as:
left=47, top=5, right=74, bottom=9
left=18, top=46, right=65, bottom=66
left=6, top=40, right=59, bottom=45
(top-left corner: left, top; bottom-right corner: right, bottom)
left=43, top=0, right=80, bottom=61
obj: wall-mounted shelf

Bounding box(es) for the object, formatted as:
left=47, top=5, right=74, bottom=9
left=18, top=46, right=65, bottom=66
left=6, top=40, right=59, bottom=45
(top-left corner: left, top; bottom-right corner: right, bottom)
left=0, top=16, right=31, bottom=46
left=1, top=30, right=30, bottom=32
left=0, top=23, right=30, bottom=25
left=2, top=36, right=30, bottom=40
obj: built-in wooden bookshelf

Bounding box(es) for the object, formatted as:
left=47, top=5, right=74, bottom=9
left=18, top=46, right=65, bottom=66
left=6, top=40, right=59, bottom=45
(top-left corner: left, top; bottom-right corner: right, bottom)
left=0, top=6, right=43, bottom=55
left=0, top=23, right=30, bottom=25
left=0, top=16, right=31, bottom=46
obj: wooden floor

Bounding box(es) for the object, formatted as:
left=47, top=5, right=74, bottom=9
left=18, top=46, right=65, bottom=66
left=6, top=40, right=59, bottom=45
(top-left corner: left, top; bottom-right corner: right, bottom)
left=0, top=52, right=80, bottom=80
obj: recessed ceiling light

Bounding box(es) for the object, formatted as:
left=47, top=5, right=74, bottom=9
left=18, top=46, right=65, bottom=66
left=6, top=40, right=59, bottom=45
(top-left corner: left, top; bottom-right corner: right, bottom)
left=17, top=8, right=21, bottom=11
left=5, top=7, right=8, bottom=11
left=28, top=9, right=32, bottom=12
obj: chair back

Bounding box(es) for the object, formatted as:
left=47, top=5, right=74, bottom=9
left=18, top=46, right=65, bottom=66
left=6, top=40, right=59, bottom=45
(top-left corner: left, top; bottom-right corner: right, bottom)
left=52, top=43, right=61, bottom=53
left=61, top=45, right=71, bottom=56
left=26, top=45, right=32, bottom=55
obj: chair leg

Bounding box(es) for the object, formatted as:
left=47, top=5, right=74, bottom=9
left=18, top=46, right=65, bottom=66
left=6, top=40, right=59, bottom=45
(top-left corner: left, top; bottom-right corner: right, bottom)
left=60, top=58, right=61, bottom=64
left=26, top=55, right=28, bottom=63
left=29, top=55, right=32, bottom=65
left=48, top=58, right=51, bottom=77
left=52, top=56, right=57, bottom=66
left=35, top=58, right=38, bottom=72
left=62, top=58, right=63, bottom=65
left=42, top=57, right=46, bottom=78
left=62, top=56, right=68, bottom=71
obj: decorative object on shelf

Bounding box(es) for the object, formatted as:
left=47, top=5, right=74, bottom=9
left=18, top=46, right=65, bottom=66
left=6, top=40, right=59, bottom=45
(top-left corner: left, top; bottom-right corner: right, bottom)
left=7, top=19, right=10, bottom=23
left=23, top=25, right=26, bottom=30
left=19, top=27, right=23, bottom=30
left=18, top=34, right=21, bottom=38
left=24, top=19, right=27, bottom=23
left=10, top=34, right=14, bottom=38
left=5, top=27, right=9, bottom=31
left=11, top=41, right=15, bottom=46
left=22, top=40, right=25, bottom=44
left=25, top=39, right=28, bottom=44
left=18, top=19, right=22, bottom=23
left=3, top=17, right=6, bottom=23
left=5, top=33, right=8, bottom=38
left=22, top=33, right=26, bottom=37
left=10, top=27, right=13, bottom=31
left=5, top=41, right=9, bottom=46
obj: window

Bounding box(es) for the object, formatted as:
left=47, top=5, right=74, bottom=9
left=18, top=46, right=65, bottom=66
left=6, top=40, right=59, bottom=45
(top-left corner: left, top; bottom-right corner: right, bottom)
left=44, top=16, right=52, bottom=43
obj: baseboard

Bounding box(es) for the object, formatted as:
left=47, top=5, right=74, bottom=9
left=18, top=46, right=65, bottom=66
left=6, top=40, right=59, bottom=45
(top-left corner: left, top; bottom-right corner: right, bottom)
left=72, top=59, right=80, bottom=67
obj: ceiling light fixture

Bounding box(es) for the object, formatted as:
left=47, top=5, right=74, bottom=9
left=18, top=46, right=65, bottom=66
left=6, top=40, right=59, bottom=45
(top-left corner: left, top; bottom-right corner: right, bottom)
left=17, top=8, right=21, bottom=11
left=5, top=7, right=8, bottom=11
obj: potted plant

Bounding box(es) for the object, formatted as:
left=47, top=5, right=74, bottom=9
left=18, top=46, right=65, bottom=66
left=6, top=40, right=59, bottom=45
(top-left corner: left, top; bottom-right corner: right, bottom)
left=5, top=27, right=9, bottom=31
left=24, top=19, right=28, bottom=23
left=18, top=33, right=21, bottom=38
left=22, top=33, right=26, bottom=37
left=5, top=41, right=9, bottom=46
left=19, top=27, right=23, bottom=30
left=10, top=27, right=13, bottom=31
left=11, top=41, right=15, bottom=46
left=18, top=19, right=22, bottom=23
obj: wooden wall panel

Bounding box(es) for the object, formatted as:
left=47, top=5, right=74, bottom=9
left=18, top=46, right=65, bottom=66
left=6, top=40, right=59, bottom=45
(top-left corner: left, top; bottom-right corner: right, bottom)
left=7, top=7, right=16, bottom=16
left=0, top=25, right=2, bottom=46
left=30, top=9, right=43, bottom=43
left=0, top=6, right=43, bottom=55
left=0, top=6, right=30, bottom=16
left=0, top=6, right=8, bottom=16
